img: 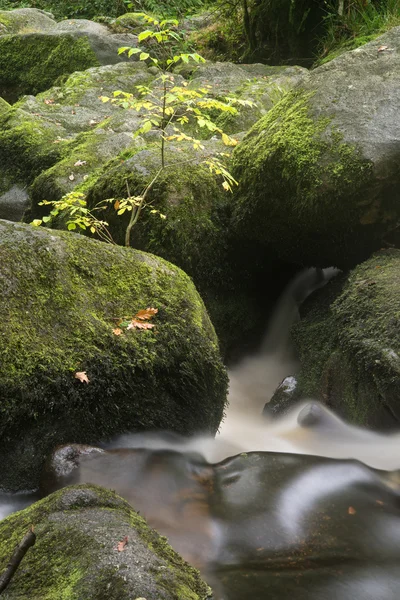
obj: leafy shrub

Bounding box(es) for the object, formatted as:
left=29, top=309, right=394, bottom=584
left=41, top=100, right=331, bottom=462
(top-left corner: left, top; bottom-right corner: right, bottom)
left=0, top=0, right=205, bottom=18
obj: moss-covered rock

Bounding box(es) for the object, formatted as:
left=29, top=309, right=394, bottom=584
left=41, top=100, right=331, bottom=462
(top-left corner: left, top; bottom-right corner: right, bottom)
left=287, top=250, right=400, bottom=428
left=0, top=96, right=10, bottom=114
left=0, top=8, right=56, bottom=35
left=0, top=484, right=211, bottom=599
left=0, top=33, right=100, bottom=98
left=0, top=220, right=227, bottom=490
left=0, top=62, right=152, bottom=221
left=232, top=29, right=400, bottom=269
left=0, top=108, right=69, bottom=184
left=0, top=9, right=140, bottom=99
left=189, top=62, right=307, bottom=135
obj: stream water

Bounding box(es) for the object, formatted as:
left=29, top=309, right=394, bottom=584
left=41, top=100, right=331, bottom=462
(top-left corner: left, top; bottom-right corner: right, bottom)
left=1, top=269, right=400, bottom=598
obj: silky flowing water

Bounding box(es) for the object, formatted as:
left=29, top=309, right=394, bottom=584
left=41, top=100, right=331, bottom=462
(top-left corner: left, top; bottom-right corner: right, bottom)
left=1, top=269, right=400, bottom=599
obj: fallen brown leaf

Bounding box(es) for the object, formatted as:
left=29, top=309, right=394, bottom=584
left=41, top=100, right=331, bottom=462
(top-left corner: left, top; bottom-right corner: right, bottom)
left=378, top=45, right=389, bottom=52
left=75, top=371, right=90, bottom=384
left=113, top=327, right=123, bottom=336
left=127, top=320, right=155, bottom=330
left=348, top=506, right=356, bottom=515
left=117, top=536, right=128, bottom=552
left=135, top=307, right=158, bottom=321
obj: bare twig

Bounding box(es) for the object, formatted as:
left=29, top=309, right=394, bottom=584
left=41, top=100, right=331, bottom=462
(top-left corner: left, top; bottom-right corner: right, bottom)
left=0, top=528, right=36, bottom=595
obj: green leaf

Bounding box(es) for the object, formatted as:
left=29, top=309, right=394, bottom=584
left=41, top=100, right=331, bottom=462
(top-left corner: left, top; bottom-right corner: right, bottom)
left=138, top=30, right=153, bottom=42
left=139, top=52, right=150, bottom=61
left=128, top=47, right=142, bottom=57
left=67, top=223, right=77, bottom=230
left=30, top=219, right=42, bottom=227
left=42, top=216, right=51, bottom=223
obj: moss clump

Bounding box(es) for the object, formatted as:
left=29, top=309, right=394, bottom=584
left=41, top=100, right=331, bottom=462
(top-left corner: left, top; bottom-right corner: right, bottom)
left=231, top=90, right=374, bottom=268
left=291, top=250, right=400, bottom=427
left=0, top=108, right=69, bottom=186
left=0, top=96, right=10, bottom=114
left=0, top=33, right=99, bottom=97
left=0, top=484, right=211, bottom=600
left=0, top=221, right=227, bottom=490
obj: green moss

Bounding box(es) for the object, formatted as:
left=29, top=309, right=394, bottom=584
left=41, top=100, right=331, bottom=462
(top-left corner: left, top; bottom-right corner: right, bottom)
left=110, top=12, right=147, bottom=34
left=0, top=484, right=211, bottom=599
left=29, top=121, right=119, bottom=215
left=0, top=33, right=99, bottom=97
left=0, top=222, right=227, bottom=489
left=0, top=108, right=69, bottom=189
left=291, top=250, right=400, bottom=426
left=231, top=90, right=373, bottom=268
left=85, top=154, right=231, bottom=290
left=0, top=96, right=11, bottom=114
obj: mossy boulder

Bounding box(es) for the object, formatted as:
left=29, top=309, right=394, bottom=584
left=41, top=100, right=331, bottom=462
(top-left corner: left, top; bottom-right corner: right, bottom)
left=0, top=96, right=10, bottom=114
left=286, top=250, right=400, bottom=428
left=0, top=62, right=151, bottom=221
left=0, top=220, right=227, bottom=491
left=0, top=9, right=139, bottom=99
left=0, top=484, right=211, bottom=599
left=0, top=8, right=55, bottom=35
left=189, top=62, right=307, bottom=135
left=232, top=29, right=400, bottom=269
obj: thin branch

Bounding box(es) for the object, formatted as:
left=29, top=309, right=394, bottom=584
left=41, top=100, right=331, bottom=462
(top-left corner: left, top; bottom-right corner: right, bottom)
left=0, top=529, right=36, bottom=595
left=125, top=168, right=164, bottom=247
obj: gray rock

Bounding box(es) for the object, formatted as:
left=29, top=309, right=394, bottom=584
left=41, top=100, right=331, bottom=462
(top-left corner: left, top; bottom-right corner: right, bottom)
left=0, top=184, right=29, bottom=221
left=0, top=484, right=211, bottom=599
left=0, top=8, right=56, bottom=34
left=232, top=28, right=400, bottom=269
left=263, top=375, right=299, bottom=418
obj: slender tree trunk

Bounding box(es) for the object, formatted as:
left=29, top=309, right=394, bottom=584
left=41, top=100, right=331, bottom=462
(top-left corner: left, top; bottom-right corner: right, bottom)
left=242, top=0, right=257, bottom=52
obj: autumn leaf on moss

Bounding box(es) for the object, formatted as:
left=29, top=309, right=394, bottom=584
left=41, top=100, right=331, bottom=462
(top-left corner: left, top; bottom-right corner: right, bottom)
left=112, top=307, right=158, bottom=334
left=135, top=307, right=158, bottom=320
left=75, top=371, right=90, bottom=384
left=128, top=320, right=155, bottom=330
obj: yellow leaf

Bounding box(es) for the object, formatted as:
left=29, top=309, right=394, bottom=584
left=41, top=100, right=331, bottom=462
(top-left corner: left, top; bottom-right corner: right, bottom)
left=114, top=199, right=120, bottom=210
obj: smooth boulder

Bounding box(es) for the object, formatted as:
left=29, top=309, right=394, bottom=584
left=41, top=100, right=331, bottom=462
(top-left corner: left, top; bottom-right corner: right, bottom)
left=0, top=220, right=227, bottom=490
left=40, top=444, right=400, bottom=600
left=0, top=484, right=211, bottom=599
left=232, top=29, right=400, bottom=269
left=281, top=249, right=400, bottom=428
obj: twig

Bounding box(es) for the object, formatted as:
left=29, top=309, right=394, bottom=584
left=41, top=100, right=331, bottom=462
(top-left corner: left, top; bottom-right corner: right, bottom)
left=0, top=528, right=36, bottom=595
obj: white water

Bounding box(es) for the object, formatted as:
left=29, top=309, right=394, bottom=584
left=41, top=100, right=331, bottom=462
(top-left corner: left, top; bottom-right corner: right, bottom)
left=109, top=267, right=400, bottom=471
left=2, top=268, right=400, bottom=522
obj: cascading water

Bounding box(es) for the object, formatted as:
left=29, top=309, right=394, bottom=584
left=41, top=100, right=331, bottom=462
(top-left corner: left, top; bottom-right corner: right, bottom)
left=2, top=268, right=400, bottom=599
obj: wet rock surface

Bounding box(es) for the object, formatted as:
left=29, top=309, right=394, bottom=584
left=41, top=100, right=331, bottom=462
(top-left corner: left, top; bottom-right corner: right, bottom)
left=41, top=443, right=400, bottom=600
left=0, top=484, right=211, bottom=600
